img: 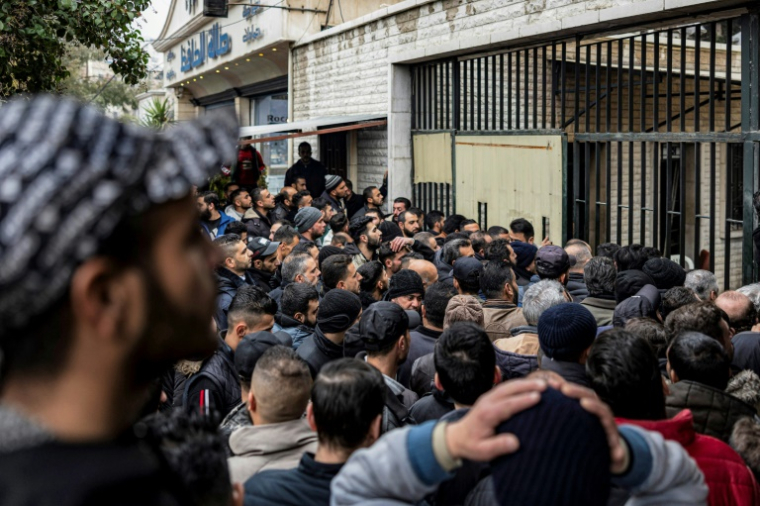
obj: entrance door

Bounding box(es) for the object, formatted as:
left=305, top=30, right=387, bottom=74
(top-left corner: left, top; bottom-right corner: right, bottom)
left=320, top=132, right=348, bottom=180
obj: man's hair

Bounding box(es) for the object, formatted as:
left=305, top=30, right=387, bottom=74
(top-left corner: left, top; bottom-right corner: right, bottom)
left=213, top=234, right=242, bottom=263
left=684, top=270, right=717, bottom=302
left=640, top=247, right=662, bottom=263
left=398, top=208, right=421, bottom=224
left=668, top=331, right=730, bottom=390
left=485, top=238, right=512, bottom=265
left=586, top=329, right=666, bottom=420
left=321, top=254, right=353, bottom=290
left=509, top=218, right=534, bottom=240
left=584, top=256, right=616, bottom=296
left=281, top=283, right=319, bottom=320
left=312, top=197, right=330, bottom=212
left=273, top=224, right=299, bottom=245
left=522, top=280, right=566, bottom=326
left=443, top=214, right=466, bottom=235
left=738, top=283, right=760, bottom=312
left=596, top=242, right=620, bottom=259
left=292, top=240, right=317, bottom=256
left=227, top=285, right=277, bottom=330
left=252, top=346, right=312, bottom=422
left=331, top=233, right=350, bottom=247
left=665, top=301, right=727, bottom=345
left=378, top=242, right=399, bottom=266
left=224, top=181, right=239, bottom=192
left=435, top=322, right=496, bottom=406
left=362, top=186, right=378, bottom=203
left=329, top=212, right=348, bottom=234
left=717, top=291, right=758, bottom=333
left=470, top=231, right=488, bottom=254
left=225, top=221, right=247, bottom=237
left=358, top=261, right=385, bottom=293
left=281, top=253, right=312, bottom=283
left=625, top=317, right=668, bottom=358
left=425, top=210, right=444, bottom=230
left=393, top=197, right=412, bottom=209
left=661, top=287, right=697, bottom=320
left=292, top=190, right=312, bottom=207
left=312, top=359, right=385, bottom=450
left=400, top=253, right=424, bottom=269
left=565, top=240, right=592, bottom=271
left=460, top=218, right=478, bottom=229
left=200, top=191, right=220, bottom=208
left=487, top=226, right=509, bottom=239
left=480, top=261, right=515, bottom=300
left=228, top=188, right=247, bottom=206
left=423, top=282, right=457, bottom=328
left=344, top=179, right=354, bottom=191
left=613, top=244, right=645, bottom=271
left=349, top=216, right=373, bottom=242
left=443, top=231, right=470, bottom=244
left=413, top=231, right=435, bottom=245
left=251, top=187, right=268, bottom=207
left=138, top=411, right=231, bottom=506
left=442, top=238, right=471, bottom=266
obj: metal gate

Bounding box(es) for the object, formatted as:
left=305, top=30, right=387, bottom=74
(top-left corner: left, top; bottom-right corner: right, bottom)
left=411, top=12, right=760, bottom=289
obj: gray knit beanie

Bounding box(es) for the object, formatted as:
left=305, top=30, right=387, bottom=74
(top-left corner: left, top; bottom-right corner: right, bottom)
left=294, top=207, right=322, bottom=233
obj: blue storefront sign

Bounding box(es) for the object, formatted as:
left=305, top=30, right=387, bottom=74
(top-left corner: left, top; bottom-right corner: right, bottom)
left=180, top=22, right=231, bottom=72
left=243, top=5, right=261, bottom=18
left=243, top=27, right=262, bottom=43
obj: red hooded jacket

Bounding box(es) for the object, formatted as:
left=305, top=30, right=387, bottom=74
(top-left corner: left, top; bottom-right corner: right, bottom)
left=618, top=410, right=760, bottom=506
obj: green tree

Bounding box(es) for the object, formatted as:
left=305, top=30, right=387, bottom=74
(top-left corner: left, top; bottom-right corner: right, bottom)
left=0, top=0, right=151, bottom=99
left=141, top=97, right=175, bottom=130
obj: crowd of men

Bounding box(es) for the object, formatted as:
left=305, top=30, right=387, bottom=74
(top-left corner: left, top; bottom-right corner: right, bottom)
left=3, top=97, right=760, bottom=505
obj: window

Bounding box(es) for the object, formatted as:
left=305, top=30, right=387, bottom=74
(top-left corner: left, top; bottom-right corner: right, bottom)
left=727, top=144, right=743, bottom=231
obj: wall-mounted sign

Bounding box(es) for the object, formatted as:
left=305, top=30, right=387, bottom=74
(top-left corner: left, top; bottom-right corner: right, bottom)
left=167, top=50, right=176, bottom=62
left=243, top=27, right=262, bottom=43
left=180, top=22, right=231, bottom=72
left=185, top=0, right=197, bottom=14
left=166, top=69, right=176, bottom=80
left=243, top=5, right=261, bottom=18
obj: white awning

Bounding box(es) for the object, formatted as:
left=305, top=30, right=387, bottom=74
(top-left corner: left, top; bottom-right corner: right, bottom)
left=238, top=113, right=387, bottom=137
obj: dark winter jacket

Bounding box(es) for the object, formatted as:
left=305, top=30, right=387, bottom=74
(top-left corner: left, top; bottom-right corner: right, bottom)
left=269, top=202, right=292, bottom=224
left=200, top=212, right=235, bottom=239
left=319, top=190, right=344, bottom=215
left=540, top=358, right=591, bottom=387
left=666, top=380, right=758, bottom=443
left=581, top=294, right=617, bottom=327
left=285, top=159, right=327, bottom=198
left=493, top=346, right=539, bottom=380
left=183, top=337, right=241, bottom=420
left=408, top=389, right=455, bottom=424
left=345, top=193, right=365, bottom=219
left=296, top=326, right=344, bottom=378
left=410, top=353, right=436, bottom=398
left=243, top=208, right=272, bottom=240
left=272, top=313, right=314, bottom=350
left=219, top=402, right=252, bottom=457
left=380, top=371, right=418, bottom=434
left=214, top=268, right=249, bottom=331
left=246, top=268, right=273, bottom=292
left=397, top=326, right=442, bottom=389
left=733, top=332, right=760, bottom=378
left=566, top=272, right=589, bottom=302
left=243, top=452, right=343, bottom=506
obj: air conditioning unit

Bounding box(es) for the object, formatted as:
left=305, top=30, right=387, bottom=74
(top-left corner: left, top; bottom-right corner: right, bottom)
left=204, top=0, right=228, bottom=17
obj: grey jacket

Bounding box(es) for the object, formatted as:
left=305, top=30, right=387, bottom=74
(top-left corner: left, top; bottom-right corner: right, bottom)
left=329, top=422, right=707, bottom=506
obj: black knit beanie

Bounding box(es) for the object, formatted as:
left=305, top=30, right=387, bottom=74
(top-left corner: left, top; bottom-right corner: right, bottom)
left=614, top=269, right=655, bottom=304
left=384, top=269, right=425, bottom=300
left=378, top=221, right=403, bottom=242
left=318, top=245, right=344, bottom=268
left=642, top=257, right=686, bottom=290
left=491, top=387, right=611, bottom=506
left=537, top=303, right=597, bottom=360
left=317, top=289, right=362, bottom=333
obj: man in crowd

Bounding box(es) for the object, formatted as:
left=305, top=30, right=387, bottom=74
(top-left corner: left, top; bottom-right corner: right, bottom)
left=359, top=302, right=418, bottom=432
left=438, top=238, right=475, bottom=285
left=509, top=218, right=536, bottom=243
left=270, top=186, right=297, bottom=223
left=273, top=283, right=319, bottom=350
left=243, top=359, right=385, bottom=506
left=0, top=97, right=238, bottom=503
left=321, top=175, right=349, bottom=214
left=481, top=261, right=527, bottom=341
left=378, top=242, right=408, bottom=277
left=399, top=209, right=423, bottom=238
left=291, top=176, right=308, bottom=193
left=685, top=269, right=720, bottom=302
left=350, top=215, right=383, bottom=269
left=187, top=286, right=277, bottom=419
left=199, top=191, right=236, bottom=239
left=470, top=231, right=491, bottom=260
left=533, top=245, right=575, bottom=287
left=246, top=237, right=280, bottom=291
left=225, top=188, right=253, bottom=222
left=386, top=269, right=425, bottom=313
left=537, top=303, right=597, bottom=387
left=487, top=225, right=511, bottom=241
left=580, top=256, right=618, bottom=326
left=342, top=179, right=365, bottom=218
left=587, top=329, right=760, bottom=505
left=294, top=207, right=326, bottom=243
left=452, top=256, right=484, bottom=298
left=214, top=234, right=253, bottom=330
left=285, top=142, right=327, bottom=197
left=564, top=239, right=591, bottom=301
left=297, top=289, right=363, bottom=378
left=460, top=219, right=480, bottom=233
left=244, top=187, right=276, bottom=240
left=321, top=254, right=362, bottom=294
left=227, top=346, right=316, bottom=484
left=392, top=197, right=411, bottom=224
left=715, top=291, right=758, bottom=335
left=226, top=221, right=249, bottom=244
left=425, top=210, right=446, bottom=241
left=353, top=185, right=385, bottom=220
left=357, top=261, right=389, bottom=308
left=406, top=258, right=439, bottom=290
left=225, top=181, right=241, bottom=203
left=665, top=301, right=734, bottom=360
left=269, top=252, right=321, bottom=306
left=274, top=225, right=300, bottom=261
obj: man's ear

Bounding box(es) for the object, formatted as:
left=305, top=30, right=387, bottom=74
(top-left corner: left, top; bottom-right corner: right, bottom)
left=70, top=258, right=143, bottom=344
left=234, top=322, right=249, bottom=340
left=434, top=373, right=444, bottom=392
left=252, top=259, right=262, bottom=271
left=493, top=366, right=502, bottom=385
left=366, top=414, right=382, bottom=445
left=293, top=312, right=306, bottom=324
left=337, top=280, right=346, bottom=290
left=224, top=257, right=235, bottom=270
left=528, top=237, right=535, bottom=244
left=247, top=389, right=257, bottom=414
left=421, top=305, right=427, bottom=319
left=295, top=274, right=305, bottom=284
left=306, top=402, right=317, bottom=432
left=453, top=278, right=460, bottom=291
